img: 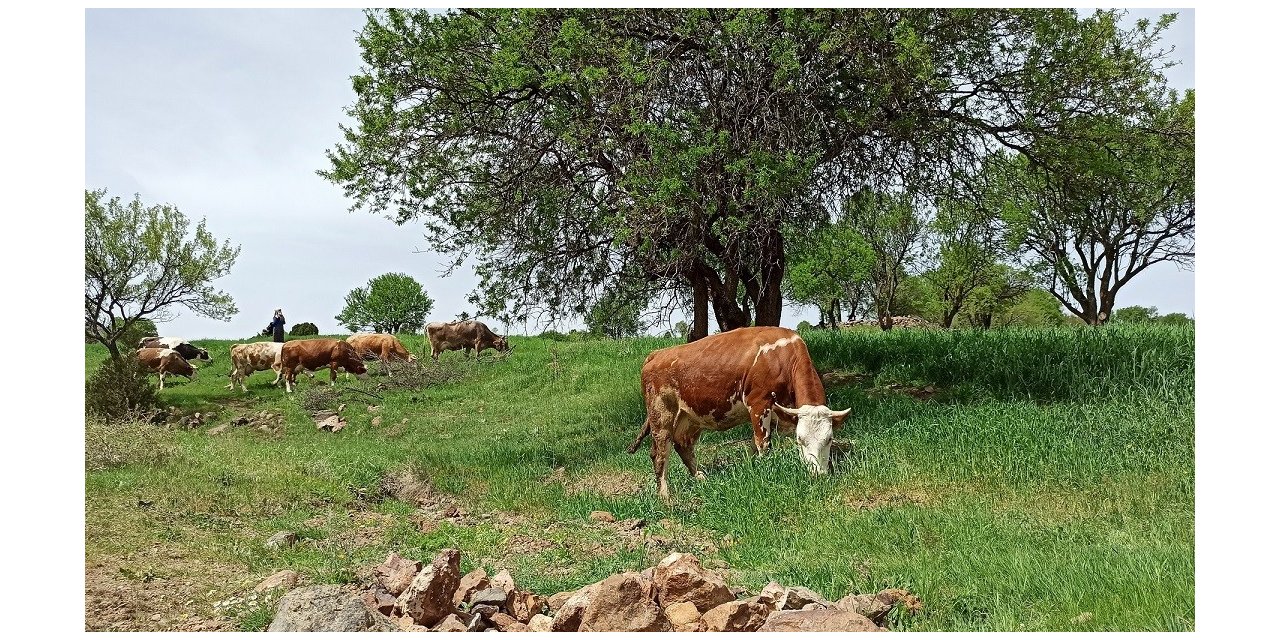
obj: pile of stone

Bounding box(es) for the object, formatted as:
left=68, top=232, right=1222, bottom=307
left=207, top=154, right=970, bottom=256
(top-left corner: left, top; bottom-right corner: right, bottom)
left=840, top=316, right=937, bottom=329
left=205, top=410, right=284, bottom=437
left=267, top=548, right=921, bottom=632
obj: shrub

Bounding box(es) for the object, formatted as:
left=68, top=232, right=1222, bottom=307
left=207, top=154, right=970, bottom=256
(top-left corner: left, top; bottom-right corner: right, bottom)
left=796, top=320, right=814, bottom=332
left=86, top=356, right=157, bottom=420
left=85, top=415, right=175, bottom=471
left=538, top=330, right=569, bottom=341
left=290, top=322, right=319, bottom=336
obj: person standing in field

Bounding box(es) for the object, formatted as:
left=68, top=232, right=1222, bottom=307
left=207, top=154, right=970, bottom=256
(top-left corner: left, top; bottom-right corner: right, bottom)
left=268, top=309, right=286, bottom=343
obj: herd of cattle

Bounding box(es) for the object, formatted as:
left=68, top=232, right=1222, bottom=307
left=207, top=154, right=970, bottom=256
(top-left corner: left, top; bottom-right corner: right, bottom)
left=131, top=322, right=848, bottom=496
left=133, top=320, right=510, bottom=391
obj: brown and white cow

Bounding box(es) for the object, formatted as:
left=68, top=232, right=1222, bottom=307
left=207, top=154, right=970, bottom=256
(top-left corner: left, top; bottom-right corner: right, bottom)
left=227, top=342, right=286, bottom=391
left=137, top=336, right=211, bottom=363
left=628, top=326, right=850, bottom=498
left=424, top=320, right=510, bottom=362
left=279, top=339, right=369, bottom=392
left=136, top=347, right=197, bottom=390
left=345, top=333, right=418, bottom=376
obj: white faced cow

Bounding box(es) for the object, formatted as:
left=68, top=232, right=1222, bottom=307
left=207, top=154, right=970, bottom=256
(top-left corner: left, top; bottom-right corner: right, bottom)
left=138, top=336, right=211, bottom=363
left=628, top=326, right=850, bottom=498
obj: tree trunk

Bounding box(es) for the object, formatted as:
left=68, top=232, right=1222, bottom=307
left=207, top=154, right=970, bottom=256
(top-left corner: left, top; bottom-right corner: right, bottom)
left=105, top=341, right=121, bottom=360
left=689, top=272, right=709, bottom=342
left=753, top=261, right=784, bottom=327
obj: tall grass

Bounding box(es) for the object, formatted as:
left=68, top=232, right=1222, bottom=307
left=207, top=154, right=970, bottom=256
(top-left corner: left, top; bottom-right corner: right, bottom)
left=802, top=324, right=1193, bottom=402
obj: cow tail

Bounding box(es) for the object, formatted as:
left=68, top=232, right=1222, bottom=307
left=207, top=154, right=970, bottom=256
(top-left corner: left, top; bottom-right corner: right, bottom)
left=626, top=421, right=651, bottom=454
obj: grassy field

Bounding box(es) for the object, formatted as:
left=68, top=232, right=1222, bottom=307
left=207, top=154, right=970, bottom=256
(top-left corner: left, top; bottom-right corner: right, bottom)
left=84, top=325, right=1194, bottom=631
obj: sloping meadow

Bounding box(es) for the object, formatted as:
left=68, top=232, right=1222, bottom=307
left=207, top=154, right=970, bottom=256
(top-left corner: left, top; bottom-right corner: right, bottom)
left=84, top=326, right=1193, bottom=631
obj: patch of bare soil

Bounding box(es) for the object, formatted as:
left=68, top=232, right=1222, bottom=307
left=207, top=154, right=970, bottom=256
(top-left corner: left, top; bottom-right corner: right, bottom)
left=820, top=370, right=871, bottom=388
left=85, top=555, right=241, bottom=631
left=841, top=486, right=940, bottom=511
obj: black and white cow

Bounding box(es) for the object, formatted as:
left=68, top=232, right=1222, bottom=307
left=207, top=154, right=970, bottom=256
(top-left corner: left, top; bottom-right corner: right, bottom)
left=137, top=336, right=211, bottom=363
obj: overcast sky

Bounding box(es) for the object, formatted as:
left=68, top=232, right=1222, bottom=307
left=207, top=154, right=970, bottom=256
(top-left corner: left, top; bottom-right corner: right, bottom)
left=85, top=8, right=1195, bottom=340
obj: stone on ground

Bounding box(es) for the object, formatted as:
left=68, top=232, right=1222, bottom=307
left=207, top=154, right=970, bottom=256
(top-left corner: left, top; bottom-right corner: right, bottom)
left=396, top=548, right=462, bottom=627
left=758, top=608, right=883, bottom=632
left=653, top=552, right=735, bottom=612
left=579, top=572, right=670, bottom=632
left=267, top=584, right=395, bottom=632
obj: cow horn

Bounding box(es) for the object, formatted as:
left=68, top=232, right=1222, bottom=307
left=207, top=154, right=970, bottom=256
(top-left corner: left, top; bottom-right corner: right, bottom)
left=773, top=404, right=802, bottom=417
left=830, top=408, right=851, bottom=419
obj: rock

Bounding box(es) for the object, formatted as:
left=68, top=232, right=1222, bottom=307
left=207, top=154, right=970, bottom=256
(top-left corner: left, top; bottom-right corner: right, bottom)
left=761, top=580, right=785, bottom=605
left=875, top=588, right=923, bottom=615
left=470, top=604, right=499, bottom=619
left=396, top=548, right=463, bottom=627
left=368, top=405, right=381, bottom=412
left=775, top=585, right=832, bottom=610
left=618, top=517, right=646, bottom=531
left=466, top=613, right=487, bottom=632
left=758, top=609, right=883, bottom=632
left=664, top=601, right=703, bottom=632
left=527, top=613, right=554, bottom=632
left=550, top=581, right=601, bottom=631
left=469, top=587, right=509, bottom=609
left=1071, top=611, right=1094, bottom=625
left=589, top=510, right=616, bottom=523
left=254, top=569, right=300, bottom=593
left=489, top=612, right=527, bottom=632
left=267, top=584, right=396, bottom=632
left=490, top=568, right=517, bottom=607
left=511, top=590, right=547, bottom=623
left=653, top=552, right=735, bottom=613
left=316, top=415, right=346, bottom=432
left=580, top=572, right=669, bottom=632
left=801, top=602, right=827, bottom=611
left=362, top=585, right=398, bottom=616
left=264, top=531, right=297, bottom=550
left=546, top=590, right=575, bottom=615
left=452, top=568, right=490, bottom=606
left=700, top=597, right=772, bottom=632
left=371, top=416, right=383, bottom=427
left=432, top=613, right=470, bottom=632
left=375, top=552, right=423, bottom=596
left=834, top=594, right=892, bottom=625
left=206, top=425, right=229, bottom=436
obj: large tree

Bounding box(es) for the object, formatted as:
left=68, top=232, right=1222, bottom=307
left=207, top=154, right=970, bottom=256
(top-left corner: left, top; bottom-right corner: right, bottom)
left=336, top=273, right=435, bottom=333
left=998, top=89, right=1195, bottom=325
left=84, top=189, right=240, bottom=359
left=783, top=223, right=874, bottom=328
left=323, top=8, right=1178, bottom=339
left=843, top=189, right=928, bottom=331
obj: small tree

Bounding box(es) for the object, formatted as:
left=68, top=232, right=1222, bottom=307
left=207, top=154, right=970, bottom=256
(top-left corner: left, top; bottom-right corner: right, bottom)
left=336, top=273, right=435, bottom=333
left=85, top=190, right=240, bottom=359
left=784, top=223, right=875, bottom=328
left=843, top=190, right=928, bottom=331
left=289, top=322, right=320, bottom=336
left=1112, top=305, right=1160, bottom=324
left=585, top=288, right=643, bottom=339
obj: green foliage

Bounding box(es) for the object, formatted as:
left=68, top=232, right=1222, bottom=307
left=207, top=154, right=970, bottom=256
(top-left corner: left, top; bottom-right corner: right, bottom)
left=585, top=288, right=645, bottom=338
left=993, top=289, right=1067, bottom=328
left=323, top=8, right=1179, bottom=331
left=85, top=189, right=240, bottom=358
left=891, top=275, right=943, bottom=322
left=784, top=222, right=875, bottom=325
left=86, top=356, right=157, bottom=420
left=289, top=322, right=320, bottom=336
left=1112, top=305, right=1160, bottom=324
left=795, top=320, right=813, bottom=332
left=335, top=273, right=435, bottom=333
left=842, top=190, right=927, bottom=328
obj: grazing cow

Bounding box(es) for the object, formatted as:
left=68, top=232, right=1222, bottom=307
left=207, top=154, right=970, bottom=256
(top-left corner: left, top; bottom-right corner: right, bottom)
left=137, top=336, right=211, bottom=363
left=279, top=339, right=369, bottom=392
left=424, top=320, right=510, bottom=362
left=627, top=326, right=851, bottom=498
left=345, top=333, right=418, bottom=376
left=136, top=347, right=197, bottom=390
left=227, top=342, right=286, bottom=391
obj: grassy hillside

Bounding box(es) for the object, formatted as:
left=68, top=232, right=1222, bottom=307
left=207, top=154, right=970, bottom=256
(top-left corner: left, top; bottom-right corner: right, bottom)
left=84, top=326, right=1193, bottom=631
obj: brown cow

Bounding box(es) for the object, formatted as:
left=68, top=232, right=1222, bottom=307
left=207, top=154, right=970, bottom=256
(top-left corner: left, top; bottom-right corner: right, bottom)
left=279, top=339, right=369, bottom=392
left=345, top=333, right=418, bottom=376
left=227, top=341, right=313, bottom=391
left=136, top=347, right=197, bottom=390
left=137, top=336, right=211, bottom=363
left=628, top=326, right=850, bottom=498
left=424, top=320, right=510, bottom=362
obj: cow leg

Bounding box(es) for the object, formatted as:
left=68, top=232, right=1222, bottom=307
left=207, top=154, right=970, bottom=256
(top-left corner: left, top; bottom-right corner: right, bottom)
left=158, top=371, right=166, bottom=390
left=673, top=430, right=705, bottom=480
left=650, top=428, right=672, bottom=500
left=750, top=408, right=771, bottom=456
left=329, top=363, right=338, bottom=385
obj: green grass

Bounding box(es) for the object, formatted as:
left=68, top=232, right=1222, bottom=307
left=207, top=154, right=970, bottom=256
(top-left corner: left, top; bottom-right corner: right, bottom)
left=84, top=326, right=1193, bottom=631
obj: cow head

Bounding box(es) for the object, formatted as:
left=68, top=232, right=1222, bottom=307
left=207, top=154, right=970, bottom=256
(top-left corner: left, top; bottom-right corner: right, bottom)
left=340, top=345, right=371, bottom=379
left=772, top=404, right=851, bottom=474
left=494, top=334, right=511, bottom=353
left=194, top=346, right=211, bottom=362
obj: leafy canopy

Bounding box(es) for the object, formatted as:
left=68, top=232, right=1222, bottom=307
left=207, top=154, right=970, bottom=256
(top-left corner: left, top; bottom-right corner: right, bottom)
left=84, top=189, right=240, bottom=358
left=335, top=273, right=435, bottom=334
